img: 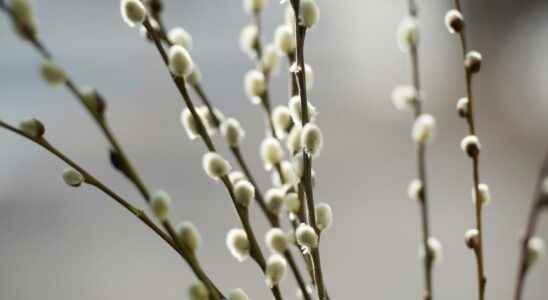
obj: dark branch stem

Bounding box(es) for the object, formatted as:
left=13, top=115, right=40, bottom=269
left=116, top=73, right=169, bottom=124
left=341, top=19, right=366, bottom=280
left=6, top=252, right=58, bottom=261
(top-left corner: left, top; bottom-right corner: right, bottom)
left=1, top=4, right=226, bottom=297
left=143, top=18, right=284, bottom=300
left=407, top=1, right=433, bottom=299
left=514, top=153, right=548, bottom=300
left=452, top=2, right=486, bottom=299
left=289, top=1, right=328, bottom=299
left=0, top=120, right=224, bottom=299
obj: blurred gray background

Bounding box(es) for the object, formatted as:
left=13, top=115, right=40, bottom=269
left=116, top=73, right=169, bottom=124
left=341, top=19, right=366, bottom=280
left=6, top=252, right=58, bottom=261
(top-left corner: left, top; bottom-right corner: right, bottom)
left=1, top=0, right=548, bottom=299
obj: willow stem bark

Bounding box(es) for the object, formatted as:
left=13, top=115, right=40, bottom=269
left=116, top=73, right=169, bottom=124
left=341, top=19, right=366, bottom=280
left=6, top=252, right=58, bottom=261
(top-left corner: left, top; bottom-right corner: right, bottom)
left=289, top=1, right=329, bottom=299
left=514, top=153, right=548, bottom=300
left=451, top=2, right=487, bottom=299
left=0, top=120, right=224, bottom=299
left=407, top=1, right=434, bottom=300
left=143, top=18, right=284, bottom=300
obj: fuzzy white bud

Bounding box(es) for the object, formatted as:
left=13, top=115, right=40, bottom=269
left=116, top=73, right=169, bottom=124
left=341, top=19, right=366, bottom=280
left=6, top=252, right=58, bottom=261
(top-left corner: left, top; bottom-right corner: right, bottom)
left=272, top=106, right=292, bottom=138
left=261, top=44, right=280, bottom=73
left=428, top=237, right=443, bottom=264
left=265, top=228, right=289, bottom=253
left=284, top=192, right=300, bottom=214
left=397, top=16, right=419, bottom=53
left=412, top=114, right=436, bottom=144
left=461, top=135, right=481, bottom=157
left=292, top=151, right=305, bottom=178
left=265, top=188, right=285, bottom=216
left=80, top=87, right=105, bottom=115
left=120, top=0, right=146, bottom=27
left=168, top=27, right=193, bottom=50
left=274, top=25, right=296, bottom=54
left=299, top=0, right=319, bottom=28
left=527, top=237, right=545, bottom=268
left=301, top=123, right=323, bottom=157
left=288, top=96, right=317, bottom=124
left=228, top=171, right=246, bottom=185
left=304, top=64, right=314, bottom=91
left=203, top=152, right=231, bottom=180
left=11, top=0, right=37, bottom=39
left=243, top=0, right=267, bottom=14
left=40, top=61, right=66, bottom=86
left=188, top=281, right=209, bottom=300
left=244, top=70, right=266, bottom=103
left=464, top=228, right=479, bottom=249
left=228, top=289, right=249, bottom=300
left=176, top=221, right=202, bottom=252
left=472, top=183, right=491, bottom=206
left=391, top=85, right=418, bottom=111
left=272, top=160, right=298, bottom=187
left=168, top=45, right=194, bottom=77
left=150, top=190, right=171, bottom=221
left=187, top=67, right=202, bottom=86
left=19, top=117, right=45, bottom=138
left=444, top=9, right=464, bottom=34
left=420, top=237, right=443, bottom=264
left=62, top=168, right=84, bottom=187
left=199, top=106, right=224, bottom=135
left=240, top=24, right=259, bottom=59
left=234, top=180, right=255, bottom=207
left=180, top=108, right=199, bottom=140
left=284, top=4, right=296, bottom=27
left=407, top=179, right=423, bottom=201
left=265, top=254, right=288, bottom=288
left=465, top=50, right=483, bottom=74
left=456, top=97, right=469, bottom=117
left=296, top=223, right=318, bottom=249
left=286, top=124, right=303, bottom=154
left=315, top=203, right=333, bottom=231
left=261, top=137, right=284, bottom=170
left=221, top=118, right=245, bottom=147
left=226, top=228, right=250, bottom=262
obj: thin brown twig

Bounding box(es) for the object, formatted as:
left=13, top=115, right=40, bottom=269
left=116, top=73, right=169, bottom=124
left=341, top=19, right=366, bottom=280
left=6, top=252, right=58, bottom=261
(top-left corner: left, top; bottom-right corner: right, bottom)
left=0, top=120, right=224, bottom=299
left=450, top=2, right=487, bottom=300
left=142, top=5, right=311, bottom=296
left=142, top=18, right=284, bottom=300
left=237, top=7, right=314, bottom=297
left=514, top=153, right=548, bottom=300
left=0, top=4, right=227, bottom=298
left=289, top=1, right=329, bottom=299
left=407, top=1, right=434, bottom=299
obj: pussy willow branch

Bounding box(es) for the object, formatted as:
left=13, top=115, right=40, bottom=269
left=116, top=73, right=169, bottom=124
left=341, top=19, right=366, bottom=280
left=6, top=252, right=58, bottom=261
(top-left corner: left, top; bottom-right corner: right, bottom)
left=143, top=9, right=280, bottom=228
left=289, top=1, right=329, bottom=300
left=451, top=2, right=487, bottom=300
left=141, top=6, right=311, bottom=296
left=0, top=0, right=149, bottom=206
left=0, top=120, right=224, bottom=299
left=407, top=1, right=434, bottom=300
left=514, top=153, right=548, bottom=300
left=0, top=4, right=227, bottom=298
left=142, top=18, right=284, bottom=300
left=238, top=7, right=314, bottom=298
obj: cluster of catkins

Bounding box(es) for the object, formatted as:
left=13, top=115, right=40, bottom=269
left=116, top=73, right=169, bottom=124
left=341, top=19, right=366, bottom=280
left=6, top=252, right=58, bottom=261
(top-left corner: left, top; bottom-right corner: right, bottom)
left=5, top=0, right=331, bottom=299
left=6, top=0, right=545, bottom=298
left=390, top=6, right=545, bottom=270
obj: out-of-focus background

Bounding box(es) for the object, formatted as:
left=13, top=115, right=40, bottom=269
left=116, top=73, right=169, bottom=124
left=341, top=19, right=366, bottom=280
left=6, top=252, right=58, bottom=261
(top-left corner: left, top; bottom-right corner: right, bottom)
left=1, top=0, right=548, bottom=299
